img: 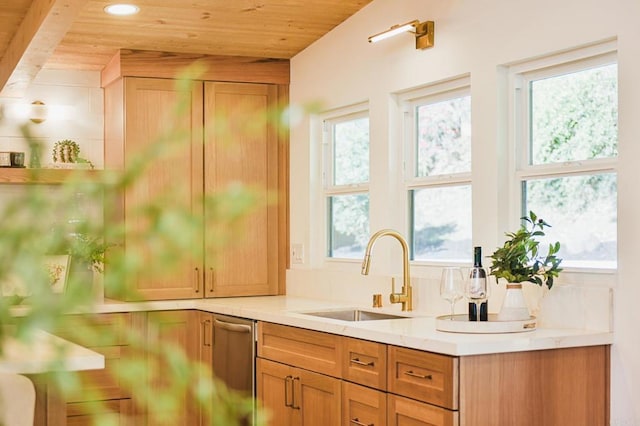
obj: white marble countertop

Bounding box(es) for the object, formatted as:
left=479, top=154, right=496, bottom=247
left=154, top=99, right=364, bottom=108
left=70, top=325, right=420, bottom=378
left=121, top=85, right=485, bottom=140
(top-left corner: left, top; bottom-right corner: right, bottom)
left=0, top=329, right=104, bottom=374
left=85, top=295, right=613, bottom=357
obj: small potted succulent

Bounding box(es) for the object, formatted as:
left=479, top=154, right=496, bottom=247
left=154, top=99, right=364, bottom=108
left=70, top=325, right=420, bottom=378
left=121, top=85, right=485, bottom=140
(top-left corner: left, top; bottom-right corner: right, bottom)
left=52, top=139, right=94, bottom=169
left=488, top=211, right=563, bottom=320
left=53, top=139, right=80, bottom=163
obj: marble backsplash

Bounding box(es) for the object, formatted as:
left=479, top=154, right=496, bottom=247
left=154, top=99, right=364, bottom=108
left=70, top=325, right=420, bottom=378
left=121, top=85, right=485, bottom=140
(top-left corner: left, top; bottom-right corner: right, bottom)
left=286, top=268, right=613, bottom=332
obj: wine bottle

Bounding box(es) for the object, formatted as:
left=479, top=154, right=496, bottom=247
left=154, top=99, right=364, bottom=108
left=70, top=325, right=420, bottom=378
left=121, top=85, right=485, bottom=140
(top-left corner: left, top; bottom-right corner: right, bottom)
left=468, top=246, right=488, bottom=321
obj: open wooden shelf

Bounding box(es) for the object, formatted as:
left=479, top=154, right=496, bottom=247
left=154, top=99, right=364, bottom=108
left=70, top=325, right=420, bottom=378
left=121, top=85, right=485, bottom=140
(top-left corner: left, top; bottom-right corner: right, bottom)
left=0, top=167, right=101, bottom=184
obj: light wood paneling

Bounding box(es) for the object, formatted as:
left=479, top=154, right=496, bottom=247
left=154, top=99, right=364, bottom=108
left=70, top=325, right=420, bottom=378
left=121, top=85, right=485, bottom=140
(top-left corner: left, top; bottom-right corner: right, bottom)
left=343, top=337, right=387, bottom=390
left=388, top=394, right=458, bottom=426
left=105, top=77, right=204, bottom=300
left=0, top=168, right=100, bottom=184
left=388, top=346, right=459, bottom=411
left=258, top=322, right=344, bottom=378
left=204, top=82, right=280, bottom=297
left=101, top=49, right=290, bottom=87
left=458, top=345, right=609, bottom=426
left=0, top=0, right=87, bottom=97
left=0, top=0, right=370, bottom=93
left=342, top=382, right=387, bottom=426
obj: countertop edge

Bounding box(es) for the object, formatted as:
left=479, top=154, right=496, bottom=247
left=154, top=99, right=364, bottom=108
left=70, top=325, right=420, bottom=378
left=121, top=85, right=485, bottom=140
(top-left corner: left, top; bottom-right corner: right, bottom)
left=79, top=295, right=614, bottom=357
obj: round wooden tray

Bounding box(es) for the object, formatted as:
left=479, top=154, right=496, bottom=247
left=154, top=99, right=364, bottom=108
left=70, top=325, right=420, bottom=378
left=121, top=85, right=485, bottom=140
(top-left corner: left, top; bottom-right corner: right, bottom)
left=436, top=314, right=537, bottom=334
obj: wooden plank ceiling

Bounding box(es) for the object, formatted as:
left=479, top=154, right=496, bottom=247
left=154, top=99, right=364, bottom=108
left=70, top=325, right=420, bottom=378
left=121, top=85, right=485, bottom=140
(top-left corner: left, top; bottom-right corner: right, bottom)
left=0, top=0, right=372, bottom=96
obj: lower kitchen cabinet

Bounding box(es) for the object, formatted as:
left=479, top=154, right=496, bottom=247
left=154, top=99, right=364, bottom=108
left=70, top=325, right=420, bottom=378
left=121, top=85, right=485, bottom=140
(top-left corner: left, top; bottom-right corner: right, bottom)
left=40, top=313, right=134, bottom=426
left=387, top=394, right=457, bottom=426
left=342, top=382, right=386, bottom=426
left=65, top=399, right=133, bottom=426
left=256, top=322, right=610, bottom=426
left=141, top=310, right=200, bottom=426
left=256, top=358, right=342, bottom=426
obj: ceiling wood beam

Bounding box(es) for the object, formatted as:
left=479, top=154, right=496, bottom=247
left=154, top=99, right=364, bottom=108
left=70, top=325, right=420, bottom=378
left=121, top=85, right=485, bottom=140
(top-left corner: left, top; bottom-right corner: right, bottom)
left=0, top=0, right=88, bottom=97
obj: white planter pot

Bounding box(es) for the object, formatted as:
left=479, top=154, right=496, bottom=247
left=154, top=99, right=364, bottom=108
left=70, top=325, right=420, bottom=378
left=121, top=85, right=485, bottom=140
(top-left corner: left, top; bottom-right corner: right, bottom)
left=498, top=283, right=531, bottom=321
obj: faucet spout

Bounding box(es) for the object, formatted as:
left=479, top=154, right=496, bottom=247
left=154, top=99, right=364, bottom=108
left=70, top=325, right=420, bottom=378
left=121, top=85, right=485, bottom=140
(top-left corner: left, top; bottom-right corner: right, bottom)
left=361, top=229, right=413, bottom=311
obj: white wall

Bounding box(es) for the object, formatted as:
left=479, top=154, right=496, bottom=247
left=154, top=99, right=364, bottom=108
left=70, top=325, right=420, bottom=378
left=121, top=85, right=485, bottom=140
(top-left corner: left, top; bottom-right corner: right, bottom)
left=0, top=70, right=104, bottom=168
left=288, top=0, right=640, bottom=423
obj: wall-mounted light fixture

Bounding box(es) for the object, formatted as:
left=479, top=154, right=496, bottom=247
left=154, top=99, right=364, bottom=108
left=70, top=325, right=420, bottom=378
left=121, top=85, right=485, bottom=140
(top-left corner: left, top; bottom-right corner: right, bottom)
left=30, top=100, right=47, bottom=123
left=368, top=20, right=435, bottom=50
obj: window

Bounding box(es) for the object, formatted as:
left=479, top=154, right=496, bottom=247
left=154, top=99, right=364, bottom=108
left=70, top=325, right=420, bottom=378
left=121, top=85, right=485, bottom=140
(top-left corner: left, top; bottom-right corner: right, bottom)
left=403, top=78, right=472, bottom=262
left=323, top=109, right=370, bottom=259
left=512, top=48, right=618, bottom=269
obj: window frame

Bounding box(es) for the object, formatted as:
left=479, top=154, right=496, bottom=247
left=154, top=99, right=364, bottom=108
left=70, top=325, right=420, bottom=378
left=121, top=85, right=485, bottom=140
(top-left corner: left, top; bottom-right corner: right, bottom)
left=322, top=105, right=370, bottom=260
left=508, top=43, right=618, bottom=272
left=400, top=76, right=472, bottom=264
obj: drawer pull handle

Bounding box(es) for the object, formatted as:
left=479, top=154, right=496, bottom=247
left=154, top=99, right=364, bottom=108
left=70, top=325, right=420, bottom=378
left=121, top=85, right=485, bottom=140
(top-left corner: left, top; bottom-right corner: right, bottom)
left=350, top=418, right=374, bottom=426
left=404, top=370, right=432, bottom=380
left=350, top=358, right=374, bottom=367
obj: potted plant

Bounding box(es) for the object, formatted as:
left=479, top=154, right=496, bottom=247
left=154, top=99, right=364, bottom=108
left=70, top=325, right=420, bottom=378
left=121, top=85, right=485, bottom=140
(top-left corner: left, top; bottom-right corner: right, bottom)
left=488, top=211, right=563, bottom=320
left=52, top=139, right=94, bottom=169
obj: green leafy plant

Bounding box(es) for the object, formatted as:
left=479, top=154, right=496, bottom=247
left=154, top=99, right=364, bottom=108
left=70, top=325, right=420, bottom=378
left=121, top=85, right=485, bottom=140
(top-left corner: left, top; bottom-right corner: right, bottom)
left=488, top=211, right=563, bottom=289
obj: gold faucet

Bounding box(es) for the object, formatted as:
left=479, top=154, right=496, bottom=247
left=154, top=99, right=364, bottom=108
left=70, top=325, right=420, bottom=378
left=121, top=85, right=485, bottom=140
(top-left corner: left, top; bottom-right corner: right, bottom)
left=361, top=229, right=413, bottom=311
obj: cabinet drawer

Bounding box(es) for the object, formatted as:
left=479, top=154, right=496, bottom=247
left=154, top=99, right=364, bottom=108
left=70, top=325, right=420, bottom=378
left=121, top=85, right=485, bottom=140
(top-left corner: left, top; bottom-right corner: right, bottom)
left=388, top=346, right=458, bottom=410
left=258, top=322, right=343, bottom=377
left=67, top=398, right=132, bottom=426
left=56, top=313, right=132, bottom=347
left=343, top=337, right=387, bottom=390
left=388, top=394, right=458, bottom=426
left=342, top=381, right=386, bottom=426
left=65, top=345, right=131, bottom=402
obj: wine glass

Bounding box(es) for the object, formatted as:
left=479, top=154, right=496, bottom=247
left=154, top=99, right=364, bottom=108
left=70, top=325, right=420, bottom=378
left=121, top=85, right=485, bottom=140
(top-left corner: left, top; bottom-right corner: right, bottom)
left=440, top=267, right=464, bottom=320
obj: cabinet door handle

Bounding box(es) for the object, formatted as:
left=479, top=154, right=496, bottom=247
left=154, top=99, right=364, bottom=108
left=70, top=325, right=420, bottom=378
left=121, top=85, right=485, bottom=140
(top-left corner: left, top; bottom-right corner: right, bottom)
left=202, top=319, right=211, bottom=347
left=350, top=418, right=374, bottom=426
left=194, top=267, right=201, bottom=293
left=208, top=267, right=215, bottom=293
left=284, top=375, right=293, bottom=407
left=404, top=370, right=432, bottom=380
left=292, top=377, right=301, bottom=410
left=350, top=357, right=374, bottom=367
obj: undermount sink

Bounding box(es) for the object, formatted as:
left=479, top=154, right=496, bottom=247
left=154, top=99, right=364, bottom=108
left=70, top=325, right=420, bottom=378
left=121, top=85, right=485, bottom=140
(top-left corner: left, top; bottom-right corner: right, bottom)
left=299, top=308, right=408, bottom=322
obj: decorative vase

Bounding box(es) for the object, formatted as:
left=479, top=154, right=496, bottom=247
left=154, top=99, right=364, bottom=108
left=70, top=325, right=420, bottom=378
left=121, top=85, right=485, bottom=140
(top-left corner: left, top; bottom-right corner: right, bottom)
left=498, top=283, right=531, bottom=321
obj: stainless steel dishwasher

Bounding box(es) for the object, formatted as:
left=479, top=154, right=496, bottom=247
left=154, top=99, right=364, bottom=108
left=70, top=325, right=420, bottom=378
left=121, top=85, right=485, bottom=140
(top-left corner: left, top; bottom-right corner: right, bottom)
left=212, top=314, right=256, bottom=400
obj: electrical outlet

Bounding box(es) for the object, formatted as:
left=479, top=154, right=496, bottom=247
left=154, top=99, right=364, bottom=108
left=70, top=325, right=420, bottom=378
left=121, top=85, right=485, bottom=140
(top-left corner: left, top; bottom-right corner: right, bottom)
left=291, top=243, right=304, bottom=264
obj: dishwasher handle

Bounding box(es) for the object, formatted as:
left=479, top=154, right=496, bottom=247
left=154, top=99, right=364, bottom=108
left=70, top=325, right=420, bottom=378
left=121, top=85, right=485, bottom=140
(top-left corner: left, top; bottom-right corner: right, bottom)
left=213, top=318, right=253, bottom=334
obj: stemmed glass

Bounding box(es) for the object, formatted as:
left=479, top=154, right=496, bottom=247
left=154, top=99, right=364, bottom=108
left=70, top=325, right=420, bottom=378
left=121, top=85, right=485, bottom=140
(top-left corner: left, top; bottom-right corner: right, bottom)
left=440, top=267, right=464, bottom=320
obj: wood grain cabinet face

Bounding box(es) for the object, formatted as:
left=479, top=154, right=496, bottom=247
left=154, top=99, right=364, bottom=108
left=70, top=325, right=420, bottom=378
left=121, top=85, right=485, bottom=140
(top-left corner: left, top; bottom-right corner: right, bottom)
left=343, top=337, right=387, bottom=390
left=203, top=82, right=281, bottom=298
left=104, top=77, right=287, bottom=301
left=66, top=399, right=133, bottom=426
left=257, top=358, right=342, bottom=426
left=387, top=394, right=458, bottom=426
left=258, top=322, right=343, bottom=378
left=43, top=313, right=134, bottom=426
left=388, top=345, right=459, bottom=411
left=342, top=381, right=386, bottom=426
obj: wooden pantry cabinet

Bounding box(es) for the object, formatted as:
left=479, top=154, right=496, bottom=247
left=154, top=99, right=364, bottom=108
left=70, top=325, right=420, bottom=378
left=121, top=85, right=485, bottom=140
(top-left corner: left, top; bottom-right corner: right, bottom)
left=256, top=322, right=610, bottom=426
left=103, top=75, right=287, bottom=301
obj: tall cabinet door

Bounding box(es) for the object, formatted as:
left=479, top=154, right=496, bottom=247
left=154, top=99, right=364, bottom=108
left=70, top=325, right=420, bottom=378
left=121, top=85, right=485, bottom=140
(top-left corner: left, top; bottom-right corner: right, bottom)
left=203, top=82, right=279, bottom=297
left=121, top=77, right=204, bottom=300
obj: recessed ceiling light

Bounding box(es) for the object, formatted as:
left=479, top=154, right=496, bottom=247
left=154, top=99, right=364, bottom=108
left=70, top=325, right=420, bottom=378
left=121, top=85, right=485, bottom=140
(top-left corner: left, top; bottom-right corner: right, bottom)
left=104, top=3, right=140, bottom=16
